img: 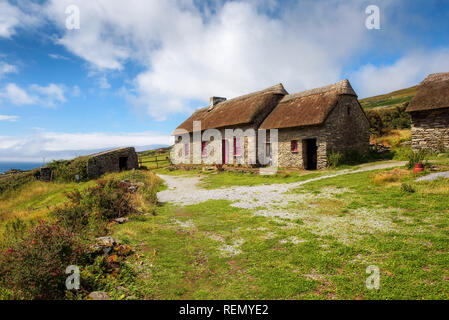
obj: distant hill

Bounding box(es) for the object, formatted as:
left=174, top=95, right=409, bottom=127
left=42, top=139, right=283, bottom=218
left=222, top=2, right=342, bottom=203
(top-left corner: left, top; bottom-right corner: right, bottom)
left=360, top=86, right=417, bottom=110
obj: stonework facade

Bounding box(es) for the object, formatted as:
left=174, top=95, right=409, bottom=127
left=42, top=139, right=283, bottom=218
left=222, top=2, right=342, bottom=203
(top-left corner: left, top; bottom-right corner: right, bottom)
left=87, top=147, right=139, bottom=179
left=410, top=108, right=449, bottom=152
left=276, top=95, right=370, bottom=169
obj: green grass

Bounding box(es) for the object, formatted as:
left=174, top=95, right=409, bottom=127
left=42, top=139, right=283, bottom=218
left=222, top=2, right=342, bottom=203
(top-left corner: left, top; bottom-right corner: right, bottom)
left=110, top=164, right=449, bottom=299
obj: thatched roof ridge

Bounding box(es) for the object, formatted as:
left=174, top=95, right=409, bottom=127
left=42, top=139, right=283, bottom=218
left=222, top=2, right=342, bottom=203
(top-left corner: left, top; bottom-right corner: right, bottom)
left=280, top=79, right=356, bottom=103
left=172, top=84, right=288, bottom=135
left=259, top=79, right=358, bottom=130
left=406, top=72, right=449, bottom=112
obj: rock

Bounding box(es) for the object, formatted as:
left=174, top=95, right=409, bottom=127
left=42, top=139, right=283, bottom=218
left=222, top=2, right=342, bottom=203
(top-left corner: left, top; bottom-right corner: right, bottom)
left=114, top=217, right=129, bottom=224
left=96, top=236, right=116, bottom=247
left=115, top=244, right=133, bottom=256
left=88, top=291, right=110, bottom=300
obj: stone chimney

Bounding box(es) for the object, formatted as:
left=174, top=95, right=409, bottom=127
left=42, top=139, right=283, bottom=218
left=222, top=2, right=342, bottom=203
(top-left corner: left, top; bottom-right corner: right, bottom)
left=208, top=96, right=226, bottom=110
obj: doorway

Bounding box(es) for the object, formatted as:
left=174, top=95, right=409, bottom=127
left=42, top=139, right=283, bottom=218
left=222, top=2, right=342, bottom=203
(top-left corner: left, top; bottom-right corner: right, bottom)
left=222, top=140, right=228, bottom=164
left=302, top=139, right=317, bottom=170
left=119, top=157, right=128, bottom=171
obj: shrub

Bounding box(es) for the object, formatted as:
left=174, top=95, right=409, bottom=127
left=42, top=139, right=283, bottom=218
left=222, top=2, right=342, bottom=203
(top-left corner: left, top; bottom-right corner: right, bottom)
left=407, top=149, right=427, bottom=169
left=401, top=183, right=415, bottom=193
left=48, top=157, right=89, bottom=183
left=365, top=104, right=411, bottom=135
left=52, top=179, right=134, bottom=233
left=327, top=152, right=343, bottom=168
left=0, top=222, right=88, bottom=300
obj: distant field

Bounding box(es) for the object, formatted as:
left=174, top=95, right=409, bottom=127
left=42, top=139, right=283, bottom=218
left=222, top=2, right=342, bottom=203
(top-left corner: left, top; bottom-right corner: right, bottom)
left=360, top=86, right=417, bottom=109
left=138, top=147, right=172, bottom=169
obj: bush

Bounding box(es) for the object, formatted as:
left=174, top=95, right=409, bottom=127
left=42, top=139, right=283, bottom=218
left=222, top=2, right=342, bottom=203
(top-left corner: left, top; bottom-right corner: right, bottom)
left=52, top=179, right=134, bottom=234
left=407, top=149, right=427, bottom=169
left=48, top=157, right=89, bottom=183
left=0, top=222, right=88, bottom=300
left=366, top=104, right=411, bottom=136
left=401, top=183, right=415, bottom=193
left=327, top=152, right=343, bottom=168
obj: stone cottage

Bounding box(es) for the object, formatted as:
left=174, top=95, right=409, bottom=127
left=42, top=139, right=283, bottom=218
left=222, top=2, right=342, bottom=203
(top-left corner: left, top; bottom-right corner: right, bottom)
left=259, top=79, right=370, bottom=169
left=406, top=72, right=449, bottom=152
left=172, top=79, right=370, bottom=169
left=171, top=84, right=288, bottom=165
left=87, top=147, right=139, bottom=179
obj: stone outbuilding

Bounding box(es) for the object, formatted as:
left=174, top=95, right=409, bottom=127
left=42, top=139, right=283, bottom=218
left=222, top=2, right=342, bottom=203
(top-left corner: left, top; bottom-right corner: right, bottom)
left=406, top=72, right=449, bottom=152
left=259, top=79, right=370, bottom=169
left=87, top=147, right=139, bottom=179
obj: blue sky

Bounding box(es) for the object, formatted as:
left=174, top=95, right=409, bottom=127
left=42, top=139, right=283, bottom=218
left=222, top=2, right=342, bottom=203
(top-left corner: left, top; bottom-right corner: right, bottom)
left=0, top=0, right=448, bottom=162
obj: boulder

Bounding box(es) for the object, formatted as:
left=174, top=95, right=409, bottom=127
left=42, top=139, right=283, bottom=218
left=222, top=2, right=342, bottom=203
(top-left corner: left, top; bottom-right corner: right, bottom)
left=88, top=291, right=110, bottom=300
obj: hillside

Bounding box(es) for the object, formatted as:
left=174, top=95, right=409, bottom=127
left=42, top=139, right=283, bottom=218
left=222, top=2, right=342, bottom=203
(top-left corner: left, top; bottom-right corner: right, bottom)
left=360, top=86, right=417, bottom=109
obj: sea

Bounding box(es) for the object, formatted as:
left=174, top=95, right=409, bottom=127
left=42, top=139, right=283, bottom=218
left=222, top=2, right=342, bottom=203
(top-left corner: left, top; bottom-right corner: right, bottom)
left=0, top=162, right=43, bottom=174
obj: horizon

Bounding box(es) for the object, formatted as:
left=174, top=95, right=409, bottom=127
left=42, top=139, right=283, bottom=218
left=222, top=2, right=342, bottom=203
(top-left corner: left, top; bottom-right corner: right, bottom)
left=1, top=0, right=449, bottom=162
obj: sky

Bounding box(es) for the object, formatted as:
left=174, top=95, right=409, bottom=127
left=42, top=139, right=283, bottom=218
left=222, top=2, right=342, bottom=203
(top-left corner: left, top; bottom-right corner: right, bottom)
left=0, top=0, right=448, bottom=162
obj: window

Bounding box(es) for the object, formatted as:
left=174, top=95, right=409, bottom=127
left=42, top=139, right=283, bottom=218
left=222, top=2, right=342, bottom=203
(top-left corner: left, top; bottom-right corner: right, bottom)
left=347, top=105, right=351, bottom=116
left=234, top=137, right=242, bottom=156
left=185, top=143, right=190, bottom=156
left=291, top=140, right=299, bottom=152
left=202, top=141, right=207, bottom=157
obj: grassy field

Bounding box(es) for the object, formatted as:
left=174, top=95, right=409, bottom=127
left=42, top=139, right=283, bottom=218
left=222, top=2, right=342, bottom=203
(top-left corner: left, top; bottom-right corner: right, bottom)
left=2, top=141, right=449, bottom=299
left=360, top=86, right=417, bottom=109
left=110, top=163, right=449, bottom=299
left=138, top=148, right=171, bottom=169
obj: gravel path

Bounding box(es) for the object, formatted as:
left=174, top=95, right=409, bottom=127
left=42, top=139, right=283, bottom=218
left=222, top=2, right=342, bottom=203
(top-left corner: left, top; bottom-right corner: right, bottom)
left=416, top=171, right=449, bottom=181
left=157, top=161, right=407, bottom=207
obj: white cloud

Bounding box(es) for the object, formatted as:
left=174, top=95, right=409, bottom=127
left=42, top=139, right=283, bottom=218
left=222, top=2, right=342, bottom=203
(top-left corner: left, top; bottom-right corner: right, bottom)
left=0, top=83, right=67, bottom=107
left=0, top=83, right=35, bottom=105
left=0, top=130, right=172, bottom=162
left=42, top=0, right=374, bottom=120
left=0, top=114, right=19, bottom=122
left=0, top=0, right=40, bottom=38
left=351, top=49, right=449, bottom=98
left=0, top=61, right=17, bottom=77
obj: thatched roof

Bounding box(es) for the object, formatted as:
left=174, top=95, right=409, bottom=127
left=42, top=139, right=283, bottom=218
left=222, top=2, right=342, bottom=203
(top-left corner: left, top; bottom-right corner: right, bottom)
left=259, top=79, right=357, bottom=130
left=172, top=84, right=288, bottom=134
left=406, top=72, right=449, bottom=112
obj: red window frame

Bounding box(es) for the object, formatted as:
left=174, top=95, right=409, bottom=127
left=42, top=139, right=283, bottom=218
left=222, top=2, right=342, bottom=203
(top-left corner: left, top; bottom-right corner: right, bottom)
left=291, top=140, right=299, bottom=152
left=202, top=141, right=207, bottom=157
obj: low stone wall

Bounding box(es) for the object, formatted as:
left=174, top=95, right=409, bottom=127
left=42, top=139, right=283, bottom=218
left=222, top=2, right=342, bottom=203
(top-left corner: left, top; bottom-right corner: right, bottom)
left=87, top=147, right=138, bottom=179
left=410, top=108, right=449, bottom=152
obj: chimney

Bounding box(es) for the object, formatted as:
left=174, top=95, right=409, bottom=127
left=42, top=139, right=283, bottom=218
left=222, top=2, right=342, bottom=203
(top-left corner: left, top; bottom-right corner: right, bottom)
left=208, top=96, right=226, bottom=110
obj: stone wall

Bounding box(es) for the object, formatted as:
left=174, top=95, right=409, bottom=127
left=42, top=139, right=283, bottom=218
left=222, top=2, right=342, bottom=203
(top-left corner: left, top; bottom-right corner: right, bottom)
left=87, top=147, right=139, bottom=179
left=410, top=108, right=449, bottom=152
left=171, top=124, right=258, bottom=166
left=277, top=95, right=370, bottom=169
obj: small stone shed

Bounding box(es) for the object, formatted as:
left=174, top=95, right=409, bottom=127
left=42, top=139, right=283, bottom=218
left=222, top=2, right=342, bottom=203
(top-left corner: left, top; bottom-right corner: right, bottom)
left=259, top=79, right=370, bottom=169
left=87, top=147, right=139, bottom=179
left=406, top=72, right=449, bottom=152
